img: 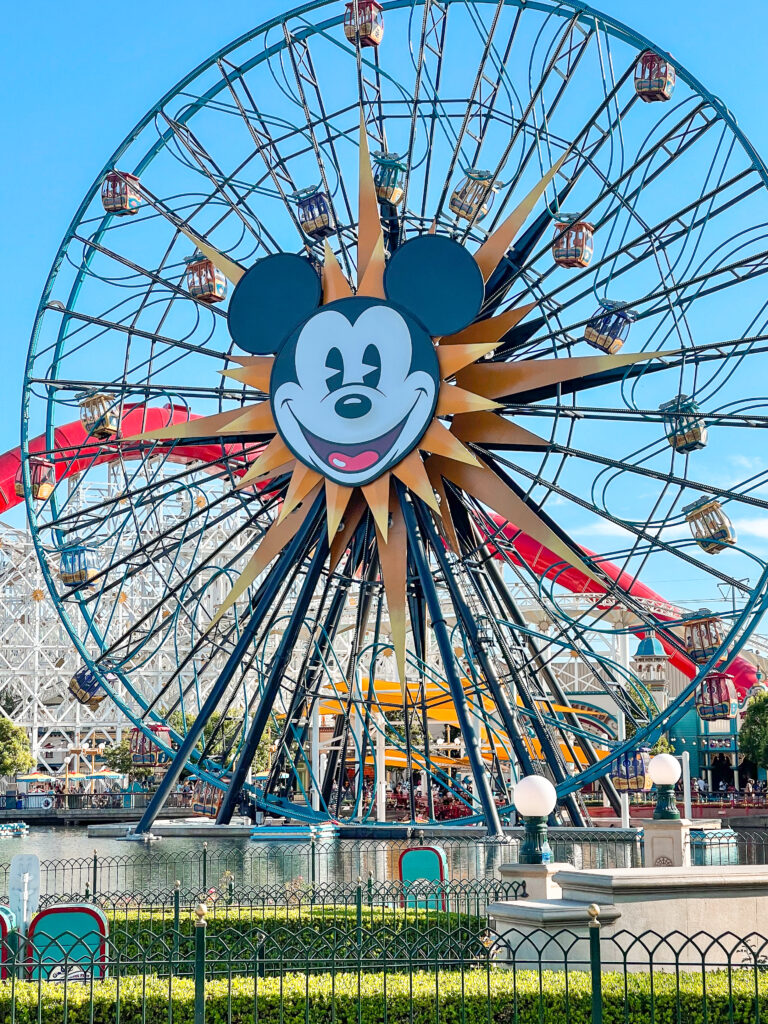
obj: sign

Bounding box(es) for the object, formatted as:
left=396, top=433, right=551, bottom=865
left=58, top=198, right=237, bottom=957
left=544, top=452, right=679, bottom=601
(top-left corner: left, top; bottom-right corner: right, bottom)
left=8, top=854, right=40, bottom=934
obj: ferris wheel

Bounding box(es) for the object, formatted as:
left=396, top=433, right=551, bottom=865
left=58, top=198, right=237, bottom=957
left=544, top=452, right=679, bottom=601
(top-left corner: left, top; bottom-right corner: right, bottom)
left=20, top=0, right=768, bottom=834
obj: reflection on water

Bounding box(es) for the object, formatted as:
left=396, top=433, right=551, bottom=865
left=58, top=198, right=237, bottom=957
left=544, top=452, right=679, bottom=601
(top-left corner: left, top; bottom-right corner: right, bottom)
left=0, top=826, right=656, bottom=898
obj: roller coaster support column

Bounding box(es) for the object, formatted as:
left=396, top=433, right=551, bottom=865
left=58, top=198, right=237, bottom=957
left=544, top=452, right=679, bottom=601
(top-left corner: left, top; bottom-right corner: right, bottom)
left=398, top=484, right=504, bottom=839
left=131, top=492, right=325, bottom=837
left=217, top=515, right=330, bottom=824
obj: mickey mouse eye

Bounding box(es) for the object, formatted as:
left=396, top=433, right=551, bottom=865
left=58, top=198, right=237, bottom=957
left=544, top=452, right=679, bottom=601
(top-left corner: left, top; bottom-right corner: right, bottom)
left=324, top=346, right=344, bottom=393
left=362, top=344, right=381, bottom=389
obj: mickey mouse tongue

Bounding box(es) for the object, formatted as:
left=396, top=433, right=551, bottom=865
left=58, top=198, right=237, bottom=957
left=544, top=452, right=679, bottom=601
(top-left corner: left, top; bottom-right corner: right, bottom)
left=328, top=450, right=379, bottom=472
left=301, top=418, right=408, bottom=475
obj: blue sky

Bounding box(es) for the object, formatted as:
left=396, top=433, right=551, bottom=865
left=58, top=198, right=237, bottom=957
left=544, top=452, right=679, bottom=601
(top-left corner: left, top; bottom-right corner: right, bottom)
left=1, top=0, right=765, bottom=459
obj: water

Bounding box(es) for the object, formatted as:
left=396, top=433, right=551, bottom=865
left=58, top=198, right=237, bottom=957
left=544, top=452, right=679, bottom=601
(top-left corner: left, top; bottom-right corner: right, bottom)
left=0, top=825, right=647, bottom=899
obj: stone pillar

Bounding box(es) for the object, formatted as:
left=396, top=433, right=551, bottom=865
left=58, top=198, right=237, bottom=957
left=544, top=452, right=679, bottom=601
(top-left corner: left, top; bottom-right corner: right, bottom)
left=499, top=861, right=572, bottom=900
left=642, top=818, right=692, bottom=867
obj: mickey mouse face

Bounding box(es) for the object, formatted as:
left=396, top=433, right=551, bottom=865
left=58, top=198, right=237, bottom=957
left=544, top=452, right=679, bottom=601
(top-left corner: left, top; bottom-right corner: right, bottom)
left=272, top=298, right=438, bottom=486
left=227, top=234, right=484, bottom=487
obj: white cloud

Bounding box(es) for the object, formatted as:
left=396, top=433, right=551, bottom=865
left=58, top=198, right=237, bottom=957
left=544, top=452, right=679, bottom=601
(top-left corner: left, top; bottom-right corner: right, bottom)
left=732, top=518, right=768, bottom=539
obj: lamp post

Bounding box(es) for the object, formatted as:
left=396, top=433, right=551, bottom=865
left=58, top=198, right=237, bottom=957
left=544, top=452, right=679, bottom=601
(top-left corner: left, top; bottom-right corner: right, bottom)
left=649, top=753, right=681, bottom=820
left=513, top=775, right=557, bottom=864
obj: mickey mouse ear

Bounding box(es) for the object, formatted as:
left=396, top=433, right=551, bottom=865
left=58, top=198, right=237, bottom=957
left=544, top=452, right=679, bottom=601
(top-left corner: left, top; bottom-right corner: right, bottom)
left=227, top=253, right=322, bottom=355
left=384, top=235, right=484, bottom=336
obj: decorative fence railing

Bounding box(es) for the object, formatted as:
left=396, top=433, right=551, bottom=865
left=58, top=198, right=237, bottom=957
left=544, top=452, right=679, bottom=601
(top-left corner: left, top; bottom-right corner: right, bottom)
left=87, top=876, right=526, bottom=927
left=1, top=906, right=766, bottom=1024
left=4, top=791, right=189, bottom=812
left=0, top=829, right=642, bottom=898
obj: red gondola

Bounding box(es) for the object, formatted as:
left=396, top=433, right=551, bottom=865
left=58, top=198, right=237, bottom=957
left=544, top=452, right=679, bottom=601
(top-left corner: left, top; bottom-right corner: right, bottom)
left=15, top=457, right=55, bottom=501
left=696, top=672, right=737, bottom=721
left=101, top=171, right=142, bottom=215
left=343, top=1, right=384, bottom=48
left=130, top=724, right=172, bottom=766
left=634, top=50, right=675, bottom=102
left=552, top=217, right=594, bottom=268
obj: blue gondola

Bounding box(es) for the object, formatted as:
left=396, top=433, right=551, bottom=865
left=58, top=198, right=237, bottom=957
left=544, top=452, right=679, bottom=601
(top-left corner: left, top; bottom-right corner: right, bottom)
left=659, top=395, right=708, bottom=453
left=584, top=300, right=637, bottom=354
left=294, top=186, right=336, bottom=239
left=60, top=545, right=99, bottom=587
left=372, top=151, right=406, bottom=206
left=611, top=746, right=652, bottom=793
left=68, top=666, right=112, bottom=710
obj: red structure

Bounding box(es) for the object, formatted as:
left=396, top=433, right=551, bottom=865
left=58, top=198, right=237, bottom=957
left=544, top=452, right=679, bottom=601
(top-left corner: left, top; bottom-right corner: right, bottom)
left=696, top=672, right=738, bottom=722
left=101, top=171, right=142, bottom=215
left=344, top=1, right=384, bottom=47
left=634, top=50, right=676, bottom=102
left=130, top=724, right=173, bottom=766
left=552, top=218, right=595, bottom=268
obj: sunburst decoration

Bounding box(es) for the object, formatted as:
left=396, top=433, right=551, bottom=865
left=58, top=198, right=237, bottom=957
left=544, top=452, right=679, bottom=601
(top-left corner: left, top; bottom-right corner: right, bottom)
left=131, top=115, right=660, bottom=686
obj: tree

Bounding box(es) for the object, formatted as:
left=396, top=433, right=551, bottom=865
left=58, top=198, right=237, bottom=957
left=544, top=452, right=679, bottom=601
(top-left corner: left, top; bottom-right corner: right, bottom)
left=165, top=710, right=272, bottom=774
left=650, top=735, right=676, bottom=756
left=103, top=739, right=155, bottom=785
left=0, top=718, right=35, bottom=776
left=737, top=693, right=768, bottom=770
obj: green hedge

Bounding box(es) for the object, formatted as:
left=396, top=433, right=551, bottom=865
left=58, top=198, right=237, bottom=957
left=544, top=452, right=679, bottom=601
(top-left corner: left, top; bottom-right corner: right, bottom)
left=105, top=906, right=484, bottom=974
left=3, top=968, right=766, bottom=1024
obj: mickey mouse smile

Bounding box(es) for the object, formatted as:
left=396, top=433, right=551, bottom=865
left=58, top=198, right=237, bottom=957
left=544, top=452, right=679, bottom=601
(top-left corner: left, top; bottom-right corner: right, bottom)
left=296, top=407, right=416, bottom=474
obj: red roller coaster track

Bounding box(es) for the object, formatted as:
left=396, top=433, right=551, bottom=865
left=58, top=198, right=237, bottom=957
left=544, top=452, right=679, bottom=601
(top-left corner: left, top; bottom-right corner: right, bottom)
left=1, top=407, right=756, bottom=700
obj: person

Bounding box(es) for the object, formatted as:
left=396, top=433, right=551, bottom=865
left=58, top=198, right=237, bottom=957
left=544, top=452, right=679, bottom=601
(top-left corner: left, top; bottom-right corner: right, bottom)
left=697, top=777, right=708, bottom=799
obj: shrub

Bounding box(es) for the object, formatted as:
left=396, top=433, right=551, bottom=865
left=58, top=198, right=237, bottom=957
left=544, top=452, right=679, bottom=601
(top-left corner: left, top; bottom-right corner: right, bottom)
left=104, top=906, right=485, bottom=975
left=2, top=967, right=766, bottom=1024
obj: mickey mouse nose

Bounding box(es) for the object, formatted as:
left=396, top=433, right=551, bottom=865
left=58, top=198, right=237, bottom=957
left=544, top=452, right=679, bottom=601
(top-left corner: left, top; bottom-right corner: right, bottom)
left=335, top=394, right=371, bottom=419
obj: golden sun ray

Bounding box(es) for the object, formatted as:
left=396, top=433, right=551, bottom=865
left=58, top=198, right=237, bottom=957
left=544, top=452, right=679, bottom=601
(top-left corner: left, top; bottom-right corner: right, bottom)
left=375, top=492, right=408, bottom=689
left=220, top=357, right=274, bottom=392
left=362, top=473, right=392, bottom=541
left=279, top=464, right=324, bottom=521
left=442, top=303, right=537, bottom=347
left=325, top=480, right=354, bottom=541
left=451, top=412, right=549, bottom=449
left=220, top=402, right=276, bottom=435
left=358, top=234, right=387, bottom=299
left=356, top=111, right=385, bottom=293
left=392, top=451, right=439, bottom=513
left=418, top=420, right=480, bottom=466
left=427, top=470, right=460, bottom=553
left=436, top=384, right=501, bottom=416
left=425, top=455, right=602, bottom=585
left=329, top=490, right=367, bottom=572
left=322, top=241, right=353, bottom=304
left=209, top=486, right=321, bottom=627
left=236, top=435, right=291, bottom=489
left=473, top=154, right=568, bottom=283
left=176, top=224, right=246, bottom=285
left=208, top=485, right=319, bottom=626
left=126, top=406, right=256, bottom=442
left=437, top=342, right=500, bottom=378
left=455, top=351, right=663, bottom=401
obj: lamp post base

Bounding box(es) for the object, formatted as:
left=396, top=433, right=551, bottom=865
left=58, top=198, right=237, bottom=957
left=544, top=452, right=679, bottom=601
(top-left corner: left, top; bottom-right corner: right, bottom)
left=653, top=784, right=680, bottom=820
left=520, top=816, right=552, bottom=864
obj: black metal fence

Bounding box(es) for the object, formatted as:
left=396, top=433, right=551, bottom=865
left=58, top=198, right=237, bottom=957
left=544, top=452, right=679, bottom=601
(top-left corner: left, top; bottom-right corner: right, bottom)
left=1, top=904, right=766, bottom=1024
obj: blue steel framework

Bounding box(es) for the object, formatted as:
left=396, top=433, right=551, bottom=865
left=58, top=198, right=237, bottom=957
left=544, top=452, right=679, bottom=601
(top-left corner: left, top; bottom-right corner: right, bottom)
left=19, top=0, right=768, bottom=833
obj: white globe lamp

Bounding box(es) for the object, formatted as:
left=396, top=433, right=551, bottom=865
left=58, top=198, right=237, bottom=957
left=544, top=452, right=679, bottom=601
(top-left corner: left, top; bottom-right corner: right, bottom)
left=513, top=776, right=557, bottom=864
left=648, top=753, right=681, bottom=820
